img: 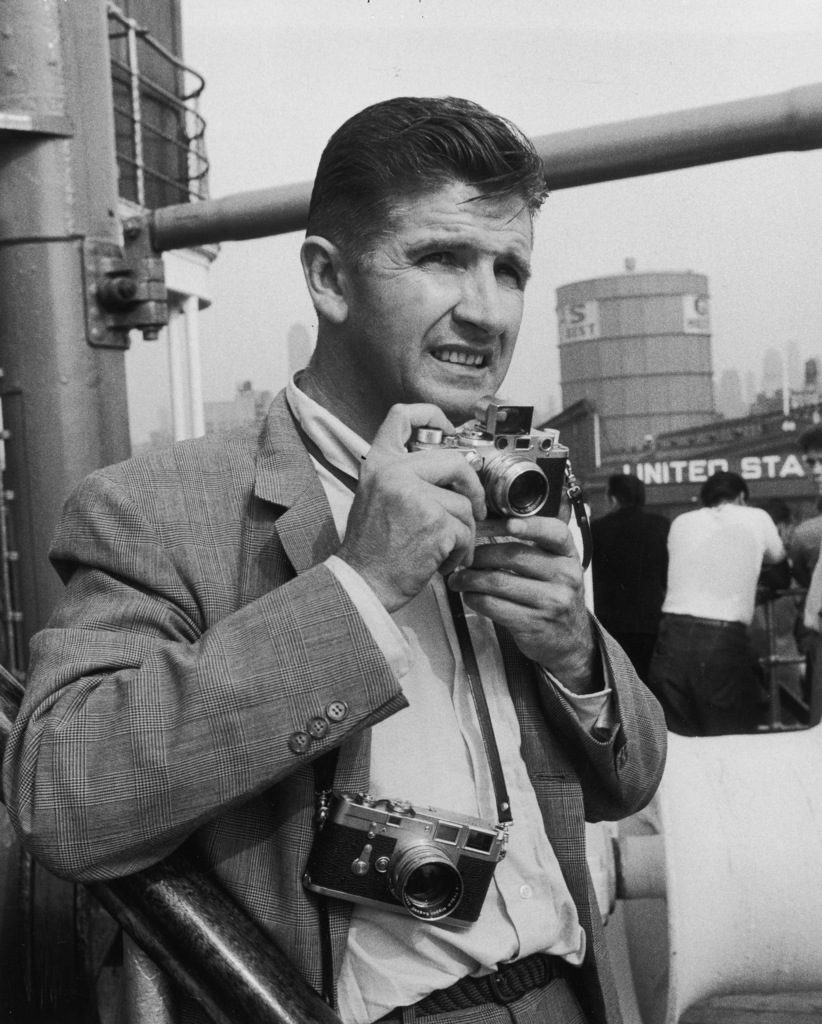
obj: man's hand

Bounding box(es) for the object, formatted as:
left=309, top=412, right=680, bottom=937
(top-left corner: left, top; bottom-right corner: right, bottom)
left=337, top=404, right=487, bottom=613
left=447, top=516, right=596, bottom=691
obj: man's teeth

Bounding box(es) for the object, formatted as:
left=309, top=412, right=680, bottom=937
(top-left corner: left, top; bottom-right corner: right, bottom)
left=433, top=350, right=486, bottom=367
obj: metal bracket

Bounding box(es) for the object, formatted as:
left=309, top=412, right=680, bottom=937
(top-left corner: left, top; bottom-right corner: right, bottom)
left=83, top=216, right=168, bottom=349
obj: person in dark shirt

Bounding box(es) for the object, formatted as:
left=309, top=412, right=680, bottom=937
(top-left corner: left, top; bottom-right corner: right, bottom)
left=591, top=473, right=669, bottom=683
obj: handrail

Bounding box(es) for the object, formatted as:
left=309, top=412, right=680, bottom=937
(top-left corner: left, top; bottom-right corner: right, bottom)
left=0, top=666, right=339, bottom=1024
left=756, top=587, right=822, bottom=729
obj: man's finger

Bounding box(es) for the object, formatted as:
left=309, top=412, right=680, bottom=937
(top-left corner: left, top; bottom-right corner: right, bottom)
left=369, top=403, right=455, bottom=453
left=486, top=515, right=577, bottom=556
left=406, top=450, right=487, bottom=521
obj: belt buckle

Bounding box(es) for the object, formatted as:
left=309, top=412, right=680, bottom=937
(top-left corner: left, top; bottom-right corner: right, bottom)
left=487, top=969, right=520, bottom=1004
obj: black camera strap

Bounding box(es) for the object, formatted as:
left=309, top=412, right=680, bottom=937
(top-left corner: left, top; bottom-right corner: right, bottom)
left=565, top=460, right=592, bottom=571
left=444, top=586, right=513, bottom=825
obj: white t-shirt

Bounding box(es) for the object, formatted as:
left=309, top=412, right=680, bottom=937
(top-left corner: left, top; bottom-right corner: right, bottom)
left=661, top=502, right=785, bottom=625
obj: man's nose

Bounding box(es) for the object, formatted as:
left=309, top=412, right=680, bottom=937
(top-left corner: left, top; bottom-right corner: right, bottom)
left=453, top=266, right=507, bottom=334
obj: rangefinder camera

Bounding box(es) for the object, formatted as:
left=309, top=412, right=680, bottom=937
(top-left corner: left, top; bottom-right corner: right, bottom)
left=303, top=791, right=507, bottom=927
left=409, top=396, right=569, bottom=519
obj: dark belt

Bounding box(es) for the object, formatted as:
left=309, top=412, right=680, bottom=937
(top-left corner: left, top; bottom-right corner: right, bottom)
left=664, top=613, right=743, bottom=630
left=378, top=952, right=567, bottom=1020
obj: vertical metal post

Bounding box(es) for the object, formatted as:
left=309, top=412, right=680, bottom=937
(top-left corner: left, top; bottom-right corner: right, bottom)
left=167, top=308, right=189, bottom=441
left=126, top=14, right=147, bottom=208
left=0, top=0, right=132, bottom=650
left=763, top=599, right=781, bottom=729
left=184, top=296, right=206, bottom=437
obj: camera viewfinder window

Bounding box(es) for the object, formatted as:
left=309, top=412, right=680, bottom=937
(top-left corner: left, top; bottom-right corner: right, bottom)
left=465, top=830, right=495, bottom=853
left=434, top=822, right=461, bottom=845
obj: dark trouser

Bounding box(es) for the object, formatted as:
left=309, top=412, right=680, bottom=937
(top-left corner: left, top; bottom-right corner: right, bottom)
left=794, top=620, right=822, bottom=724
left=375, top=953, right=588, bottom=1024
left=648, top=613, right=762, bottom=736
left=609, top=631, right=657, bottom=684
left=376, top=979, right=588, bottom=1024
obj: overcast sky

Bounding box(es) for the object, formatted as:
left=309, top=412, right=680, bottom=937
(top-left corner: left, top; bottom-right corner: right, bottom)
left=130, top=0, right=822, bottom=438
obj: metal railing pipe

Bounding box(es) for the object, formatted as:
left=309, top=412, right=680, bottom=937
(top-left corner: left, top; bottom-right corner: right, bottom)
left=0, top=666, right=339, bottom=1024
left=152, top=180, right=312, bottom=250
left=149, top=82, right=822, bottom=253
left=90, top=861, right=341, bottom=1024
left=532, top=81, right=822, bottom=189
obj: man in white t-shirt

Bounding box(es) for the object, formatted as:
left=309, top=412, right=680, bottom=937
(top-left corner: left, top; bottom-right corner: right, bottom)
left=648, top=470, right=785, bottom=735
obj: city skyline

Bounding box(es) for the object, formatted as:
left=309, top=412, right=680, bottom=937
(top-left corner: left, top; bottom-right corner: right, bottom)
left=176, top=1, right=822, bottom=422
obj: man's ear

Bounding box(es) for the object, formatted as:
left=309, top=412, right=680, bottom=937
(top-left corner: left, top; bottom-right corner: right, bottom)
left=300, top=236, right=350, bottom=324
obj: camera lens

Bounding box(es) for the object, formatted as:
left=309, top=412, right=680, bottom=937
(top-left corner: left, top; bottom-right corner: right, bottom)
left=389, top=843, right=464, bottom=921
left=482, top=457, right=549, bottom=517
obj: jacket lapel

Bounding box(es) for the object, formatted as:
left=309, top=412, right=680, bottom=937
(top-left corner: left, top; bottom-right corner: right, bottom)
left=252, top=392, right=341, bottom=574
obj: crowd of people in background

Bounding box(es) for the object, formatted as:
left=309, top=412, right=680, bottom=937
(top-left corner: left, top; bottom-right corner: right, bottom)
left=590, top=424, right=822, bottom=736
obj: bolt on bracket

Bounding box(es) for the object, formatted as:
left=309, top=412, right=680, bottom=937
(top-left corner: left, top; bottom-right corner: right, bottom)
left=83, top=217, right=168, bottom=349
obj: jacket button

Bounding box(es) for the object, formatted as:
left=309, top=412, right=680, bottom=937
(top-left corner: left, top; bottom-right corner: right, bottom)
left=325, top=700, right=349, bottom=722
left=288, top=731, right=311, bottom=754
left=307, top=716, right=329, bottom=739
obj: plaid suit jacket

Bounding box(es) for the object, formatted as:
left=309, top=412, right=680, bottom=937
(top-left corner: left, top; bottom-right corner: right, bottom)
left=4, top=391, right=666, bottom=1024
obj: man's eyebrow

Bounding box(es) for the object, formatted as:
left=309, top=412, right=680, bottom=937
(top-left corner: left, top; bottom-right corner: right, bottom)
left=408, top=236, right=533, bottom=279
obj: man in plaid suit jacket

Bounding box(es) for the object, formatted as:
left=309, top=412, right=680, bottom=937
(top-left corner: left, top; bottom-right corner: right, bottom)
left=4, top=97, right=666, bottom=1024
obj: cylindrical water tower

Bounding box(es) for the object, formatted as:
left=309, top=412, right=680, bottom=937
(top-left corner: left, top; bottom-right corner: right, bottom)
left=556, top=270, right=716, bottom=457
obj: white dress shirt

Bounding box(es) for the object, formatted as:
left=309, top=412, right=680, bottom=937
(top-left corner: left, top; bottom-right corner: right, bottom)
left=286, top=378, right=608, bottom=1024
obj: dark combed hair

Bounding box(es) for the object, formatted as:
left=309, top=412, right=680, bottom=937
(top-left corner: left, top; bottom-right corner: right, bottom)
left=306, top=96, right=548, bottom=263
left=799, top=424, right=822, bottom=453
left=607, top=472, right=646, bottom=509
left=699, top=470, right=749, bottom=507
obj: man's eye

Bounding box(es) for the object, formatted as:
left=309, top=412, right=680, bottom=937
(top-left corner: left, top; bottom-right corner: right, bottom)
left=496, top=264, right=524, bottom=288
left=420, top=252, right=455, bottom=267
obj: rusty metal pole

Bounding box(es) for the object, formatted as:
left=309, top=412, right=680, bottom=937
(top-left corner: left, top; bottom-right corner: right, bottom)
left=0, top=0, right=132, bottom=648
left=1, top=3, right=135, bottom=1018
left=149, top=82, right=822, bottom=252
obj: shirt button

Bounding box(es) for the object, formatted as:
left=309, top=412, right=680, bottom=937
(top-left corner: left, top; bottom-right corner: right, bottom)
left=288, top=731, right=311, bottom=755
left=307, top=716, right=329, bottom=739
left=325, top=700, right=349, bottom=722
left=519, top=884, right=533, bottom=900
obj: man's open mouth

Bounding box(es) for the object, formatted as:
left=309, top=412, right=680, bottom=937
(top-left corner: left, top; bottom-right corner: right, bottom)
left=432, top=349, right=487, bottom=368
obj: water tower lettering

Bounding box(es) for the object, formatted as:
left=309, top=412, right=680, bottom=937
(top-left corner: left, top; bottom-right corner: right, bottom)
left=559, top=300, right=600, bottom=343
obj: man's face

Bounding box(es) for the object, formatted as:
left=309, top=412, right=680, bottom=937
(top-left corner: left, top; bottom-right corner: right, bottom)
left=804, top=447, right=822, bottom=494
left=339, top=181, right=534, bottom=426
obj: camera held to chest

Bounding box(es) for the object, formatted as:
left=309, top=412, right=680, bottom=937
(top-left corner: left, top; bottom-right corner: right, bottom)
left=409, top=396, right=568, bottom=519
left=303, top=791, right=508, bottom=927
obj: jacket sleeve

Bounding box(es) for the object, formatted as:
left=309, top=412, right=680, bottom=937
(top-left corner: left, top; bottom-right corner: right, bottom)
left=2, top=471, right=407, bottom=881
left=537, top=617, right=667, bottom=823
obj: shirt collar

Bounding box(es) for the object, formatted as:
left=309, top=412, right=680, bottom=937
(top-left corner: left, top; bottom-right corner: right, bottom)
left=286, top=373, right=369, bottom=480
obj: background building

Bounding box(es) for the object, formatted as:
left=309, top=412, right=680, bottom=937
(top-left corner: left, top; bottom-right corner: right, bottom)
left=204, top=381, right=274, bottom=434
left=108, top=0, right=217, bottom=447
left=546, top=267, right=822, bottom=521
left=556, top=267, right=717, bottom=459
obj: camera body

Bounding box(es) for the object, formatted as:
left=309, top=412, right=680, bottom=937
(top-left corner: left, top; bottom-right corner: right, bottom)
left=409, top=396, right=568, bottom=518
left=303, top=791, right=507, bottom=927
